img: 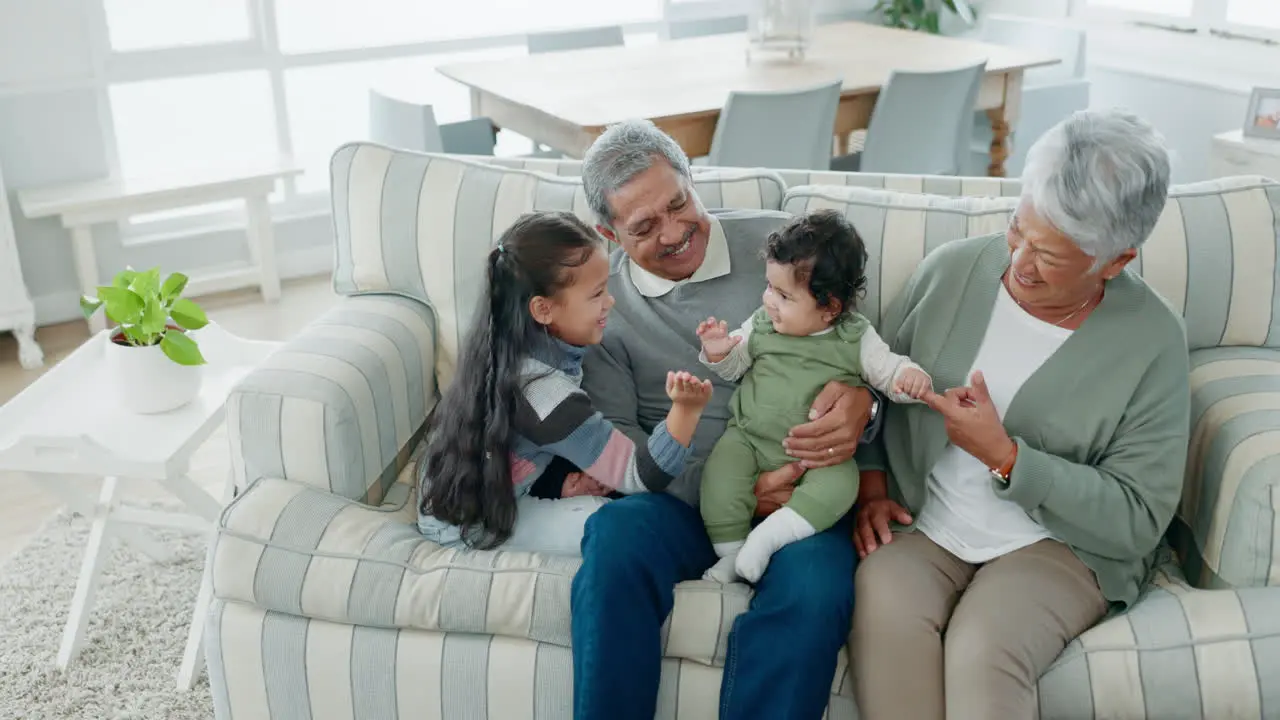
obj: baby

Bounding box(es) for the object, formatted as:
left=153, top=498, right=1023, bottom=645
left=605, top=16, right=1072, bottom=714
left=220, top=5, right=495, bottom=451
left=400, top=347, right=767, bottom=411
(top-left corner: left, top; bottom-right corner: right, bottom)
left=696, top=210, right=931, bottom=584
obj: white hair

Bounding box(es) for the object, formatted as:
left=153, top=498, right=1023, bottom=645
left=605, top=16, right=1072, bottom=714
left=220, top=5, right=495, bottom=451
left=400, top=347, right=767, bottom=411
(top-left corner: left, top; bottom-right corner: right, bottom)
left=1020, top=108, right=1171, bottom=262
left=581, top=118, right=693, bottom=228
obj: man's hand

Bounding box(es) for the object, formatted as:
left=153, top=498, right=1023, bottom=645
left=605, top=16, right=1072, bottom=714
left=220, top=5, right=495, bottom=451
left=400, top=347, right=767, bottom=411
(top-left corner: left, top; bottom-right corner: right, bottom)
left=782, top=382, right=874, bottom=469
left=853, top=470, right=913, bottom=559
left=753, top=462, right=805, bottom=516
left=920, top=371, right=1015, bottom=468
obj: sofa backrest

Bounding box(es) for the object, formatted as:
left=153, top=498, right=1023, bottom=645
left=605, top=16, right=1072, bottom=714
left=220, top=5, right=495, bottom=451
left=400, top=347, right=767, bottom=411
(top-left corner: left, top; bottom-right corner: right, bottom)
left=331, top=143, right=1280, bottom=388
left=782, top=177, right=1280, bottom=353
left=329, top=143, right=786, bottom=389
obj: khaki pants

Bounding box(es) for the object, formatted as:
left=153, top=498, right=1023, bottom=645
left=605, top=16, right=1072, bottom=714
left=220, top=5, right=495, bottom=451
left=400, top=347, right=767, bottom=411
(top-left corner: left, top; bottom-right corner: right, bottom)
left=849, top=532, right=1108, bottom=720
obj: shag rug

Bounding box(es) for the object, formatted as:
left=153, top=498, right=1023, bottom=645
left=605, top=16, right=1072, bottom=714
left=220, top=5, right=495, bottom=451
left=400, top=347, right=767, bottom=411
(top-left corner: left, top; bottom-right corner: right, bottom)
left=0, top=510, right=214, bottom=720
left=0, top=424, right=230, bottom=719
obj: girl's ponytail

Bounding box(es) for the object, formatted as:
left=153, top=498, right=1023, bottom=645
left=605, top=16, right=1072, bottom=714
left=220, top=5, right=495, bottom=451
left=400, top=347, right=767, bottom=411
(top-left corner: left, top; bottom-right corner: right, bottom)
left=420, top=211, right=599, bottom=549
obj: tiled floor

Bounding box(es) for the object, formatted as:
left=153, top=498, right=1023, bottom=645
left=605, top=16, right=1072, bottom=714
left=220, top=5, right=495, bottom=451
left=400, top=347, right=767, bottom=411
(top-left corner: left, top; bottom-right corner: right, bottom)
left=0, top=275, right=338, bottom=561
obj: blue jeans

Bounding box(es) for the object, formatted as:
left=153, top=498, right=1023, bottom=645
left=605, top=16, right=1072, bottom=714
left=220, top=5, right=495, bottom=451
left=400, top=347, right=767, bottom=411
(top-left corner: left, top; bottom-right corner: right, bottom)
left=571, top=493, right=856, bottom=720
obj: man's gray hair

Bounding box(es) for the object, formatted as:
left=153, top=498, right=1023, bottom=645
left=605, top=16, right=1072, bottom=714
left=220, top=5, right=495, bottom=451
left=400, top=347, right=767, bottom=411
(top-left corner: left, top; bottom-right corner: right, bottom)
left=581, top=118, right=693, bottom=227
left=1021, top=108, right=1171, bottom=262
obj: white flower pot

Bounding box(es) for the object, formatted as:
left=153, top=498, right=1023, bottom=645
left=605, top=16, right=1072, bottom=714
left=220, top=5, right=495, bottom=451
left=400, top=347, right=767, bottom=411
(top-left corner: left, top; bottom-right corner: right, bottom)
left=104, top=329, right=203, bottom=414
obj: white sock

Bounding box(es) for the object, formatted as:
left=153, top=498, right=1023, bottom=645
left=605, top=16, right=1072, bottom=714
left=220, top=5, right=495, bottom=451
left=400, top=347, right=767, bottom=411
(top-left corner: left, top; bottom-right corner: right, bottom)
left=735, top=508, right=816, bottom=583
left=703, top=541, right=745, bottom=584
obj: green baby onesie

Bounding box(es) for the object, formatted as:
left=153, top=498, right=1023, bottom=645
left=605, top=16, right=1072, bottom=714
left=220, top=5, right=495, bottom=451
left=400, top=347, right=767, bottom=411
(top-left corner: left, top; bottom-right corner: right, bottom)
left=701, top=306, right=868, bottom=543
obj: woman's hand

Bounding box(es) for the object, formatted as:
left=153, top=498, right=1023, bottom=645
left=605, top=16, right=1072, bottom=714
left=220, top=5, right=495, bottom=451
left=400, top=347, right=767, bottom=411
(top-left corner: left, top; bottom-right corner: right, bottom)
left=753, top=462, right=806, bottom=516
left=783, top=382, right=874, bottom=469
left=920, top=371, right=1016, bottom=469
left=562, top=472, right=613, bottom=498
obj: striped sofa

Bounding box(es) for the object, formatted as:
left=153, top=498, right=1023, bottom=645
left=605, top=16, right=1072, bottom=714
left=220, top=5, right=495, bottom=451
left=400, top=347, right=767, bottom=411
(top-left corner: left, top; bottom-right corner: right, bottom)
left=205, top=143, right=1280, bottom=719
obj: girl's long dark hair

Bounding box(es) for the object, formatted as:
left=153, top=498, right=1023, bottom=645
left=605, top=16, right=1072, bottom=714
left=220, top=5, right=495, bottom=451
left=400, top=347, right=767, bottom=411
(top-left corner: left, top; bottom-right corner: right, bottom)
left=420, top=211, right=601, bottom=549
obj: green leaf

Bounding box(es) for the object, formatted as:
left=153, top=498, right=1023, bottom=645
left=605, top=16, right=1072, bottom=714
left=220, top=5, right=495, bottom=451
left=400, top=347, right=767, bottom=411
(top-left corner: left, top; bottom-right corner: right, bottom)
left=161, top=331, right=206, bottom=366
left=112, top=268, right=137, bottom=290
left=129, top=266, right=161, bottom=299
left=95, top=286, right=145, bottom=325
left=161, top=272, right=189, bottom=302
left=924, top=10, right=941, bottom=33
left=80, top=295, right=103, bottom=319
left=169, top=297, right=209, bottom=330
left=140, top=297, right=168, bottom=336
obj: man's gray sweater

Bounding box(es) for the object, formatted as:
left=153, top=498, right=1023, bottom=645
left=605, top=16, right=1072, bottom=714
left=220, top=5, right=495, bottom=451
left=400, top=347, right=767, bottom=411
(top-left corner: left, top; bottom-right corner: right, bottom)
left=581, top=209, right=794, bottom=506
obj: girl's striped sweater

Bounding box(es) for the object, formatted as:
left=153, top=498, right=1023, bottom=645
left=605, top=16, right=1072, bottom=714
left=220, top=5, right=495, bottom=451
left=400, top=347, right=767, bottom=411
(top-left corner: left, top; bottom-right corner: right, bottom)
left=417, top=337, right=692, bottom=546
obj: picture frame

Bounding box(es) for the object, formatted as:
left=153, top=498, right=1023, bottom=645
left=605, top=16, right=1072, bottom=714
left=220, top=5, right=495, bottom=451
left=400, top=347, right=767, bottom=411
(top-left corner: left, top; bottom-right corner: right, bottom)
left=1243, top=87, right=1280, bottom=140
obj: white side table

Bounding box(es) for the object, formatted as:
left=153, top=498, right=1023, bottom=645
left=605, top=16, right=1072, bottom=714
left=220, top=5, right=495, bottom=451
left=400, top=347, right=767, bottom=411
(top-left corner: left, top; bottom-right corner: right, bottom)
left=0, top=321, right=280, bottom=690
left=1211, top=129, right=1280, bottom=179
left=16, top=161, right=301, bottom=334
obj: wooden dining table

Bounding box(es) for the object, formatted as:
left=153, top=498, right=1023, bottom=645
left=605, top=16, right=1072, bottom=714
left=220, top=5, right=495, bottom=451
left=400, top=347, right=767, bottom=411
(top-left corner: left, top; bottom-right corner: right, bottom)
left=438, top=21, right=1060, bottom=177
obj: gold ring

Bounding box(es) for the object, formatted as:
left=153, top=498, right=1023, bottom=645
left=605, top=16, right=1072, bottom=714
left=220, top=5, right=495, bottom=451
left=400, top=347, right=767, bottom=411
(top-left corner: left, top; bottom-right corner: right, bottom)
left=827, top=447, right=834, bottom=456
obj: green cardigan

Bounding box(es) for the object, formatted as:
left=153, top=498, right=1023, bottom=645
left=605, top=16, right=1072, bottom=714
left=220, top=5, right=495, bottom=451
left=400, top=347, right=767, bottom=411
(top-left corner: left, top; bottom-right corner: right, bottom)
left=859, top=233, right=1191, bottom=607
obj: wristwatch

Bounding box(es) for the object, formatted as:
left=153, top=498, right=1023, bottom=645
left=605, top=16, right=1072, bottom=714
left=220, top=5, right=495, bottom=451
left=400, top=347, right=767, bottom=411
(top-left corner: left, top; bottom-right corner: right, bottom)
left=989, top=442, right=1018, bottom=484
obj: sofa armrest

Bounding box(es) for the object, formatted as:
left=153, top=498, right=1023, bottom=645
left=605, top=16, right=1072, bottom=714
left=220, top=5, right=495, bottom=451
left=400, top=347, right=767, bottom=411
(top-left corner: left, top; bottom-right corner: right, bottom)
left=1176, top=347, right=1280, bottom=589
left=227, top=293, right=437, bottom=504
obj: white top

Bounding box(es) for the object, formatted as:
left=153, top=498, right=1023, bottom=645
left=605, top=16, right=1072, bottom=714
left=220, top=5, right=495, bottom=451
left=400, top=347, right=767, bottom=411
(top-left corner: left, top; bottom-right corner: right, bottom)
left=628, top=215, right=732, bottom=298
left=914, top=284, right=1071, bottom=563
left=698, top=313, right=926, bottom=405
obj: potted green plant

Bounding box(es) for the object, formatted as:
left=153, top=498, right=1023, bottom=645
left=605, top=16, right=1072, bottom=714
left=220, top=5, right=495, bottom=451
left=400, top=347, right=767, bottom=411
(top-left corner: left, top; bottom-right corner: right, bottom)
left=873, top=0, right=977, bottom=34
left=80, top=266, right=211, bottom=414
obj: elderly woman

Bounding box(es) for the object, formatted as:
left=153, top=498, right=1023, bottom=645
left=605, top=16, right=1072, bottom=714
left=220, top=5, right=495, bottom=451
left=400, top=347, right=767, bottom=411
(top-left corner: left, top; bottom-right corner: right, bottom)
left=846, top=109, right=1191, bottom=719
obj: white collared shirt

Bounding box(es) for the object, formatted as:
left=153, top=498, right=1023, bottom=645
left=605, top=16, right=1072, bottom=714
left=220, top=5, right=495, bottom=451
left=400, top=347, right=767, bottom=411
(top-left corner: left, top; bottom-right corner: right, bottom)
left=627, top=215, right=732, bottom=298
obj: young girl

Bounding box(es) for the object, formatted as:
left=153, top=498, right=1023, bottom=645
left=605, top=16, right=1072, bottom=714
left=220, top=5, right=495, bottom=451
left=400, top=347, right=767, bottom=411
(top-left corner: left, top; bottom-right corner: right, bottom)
left=696, top=210, right=932, bottom=584
left=417, top=211, right=714, bottom=555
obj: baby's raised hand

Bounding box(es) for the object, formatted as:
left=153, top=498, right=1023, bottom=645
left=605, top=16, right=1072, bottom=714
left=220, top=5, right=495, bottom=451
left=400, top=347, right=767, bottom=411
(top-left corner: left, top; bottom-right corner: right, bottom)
left=696, top=316, right=740, bottom=362
left=894, top=367, right=933, bottom=399
left=666, top=370, right=714, bottom=410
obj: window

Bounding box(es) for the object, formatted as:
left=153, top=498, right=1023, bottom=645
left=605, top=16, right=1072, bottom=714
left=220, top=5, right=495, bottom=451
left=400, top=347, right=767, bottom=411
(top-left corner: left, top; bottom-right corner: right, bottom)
left=275, top=0, right=663, bottom=53
left=104, top=0, right=253, bottom=51
left=85, top=0, right=744, bottom=235
left=1082, top=0, right=1280, bottom=37
left=285, top=48, right=526, bottom=192
left=1227, top=0, right=1280, bottom=29
left=110, top=71, right=277, bottom=180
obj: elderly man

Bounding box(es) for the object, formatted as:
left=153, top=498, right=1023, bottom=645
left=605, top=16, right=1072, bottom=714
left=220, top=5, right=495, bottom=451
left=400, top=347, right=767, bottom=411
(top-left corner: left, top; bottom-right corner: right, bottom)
left=571, top=119, right=879, bottom=719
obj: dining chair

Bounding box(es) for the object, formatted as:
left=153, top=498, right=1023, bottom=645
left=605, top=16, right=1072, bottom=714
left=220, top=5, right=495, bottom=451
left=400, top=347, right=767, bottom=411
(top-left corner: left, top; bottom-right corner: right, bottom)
left=966, top=14, right=1090, bottom=176
left=368, top=89, right=496, bottom=156
left=705, top=79, right=843, bottom=170
left=527, top=25, right=625, bottom=54
left=832, top=61, right=986, bottom=175
left=667, top=15, right=748, bottom=40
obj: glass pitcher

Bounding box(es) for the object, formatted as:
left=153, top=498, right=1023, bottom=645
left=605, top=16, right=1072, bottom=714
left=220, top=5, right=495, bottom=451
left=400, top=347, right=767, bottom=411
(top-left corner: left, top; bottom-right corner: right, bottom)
left=747, top=0, right=817, bottom=62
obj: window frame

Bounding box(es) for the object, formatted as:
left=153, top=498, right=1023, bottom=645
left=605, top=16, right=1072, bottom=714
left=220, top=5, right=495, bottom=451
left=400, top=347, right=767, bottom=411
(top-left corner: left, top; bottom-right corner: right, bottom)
left=1077, top=0, right=1280, bottom=42
left=94, top=0, right=698, bottom=239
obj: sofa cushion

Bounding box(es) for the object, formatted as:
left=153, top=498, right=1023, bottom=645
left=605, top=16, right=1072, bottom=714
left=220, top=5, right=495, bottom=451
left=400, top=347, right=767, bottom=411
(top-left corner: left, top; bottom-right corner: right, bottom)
left=329, top=143, right=786, bottom=390
left=784, top=176, right=1280, bottom=352
left=1174, top=346, right=1280, bottom=590
left=782, top=185, right=1018, bottom=327
left=1036, top=561, right=1280, bottom=718
left=212, top=477, right=1280, bottom=718
left=210, top=475, right=751, bottom=665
